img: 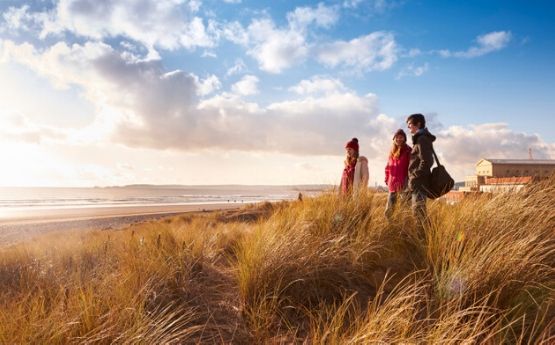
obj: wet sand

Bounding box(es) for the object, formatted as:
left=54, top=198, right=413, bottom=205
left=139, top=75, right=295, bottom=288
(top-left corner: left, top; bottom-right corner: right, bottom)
left=0, top=203, right=242, bottom=245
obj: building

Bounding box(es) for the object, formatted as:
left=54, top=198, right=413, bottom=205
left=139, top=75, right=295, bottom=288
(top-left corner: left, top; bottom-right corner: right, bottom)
left=475, top=159, right=555, bottom=179
left=460, top=158, right=555, bottom=193
left=479, top=176, right=533, bottom=193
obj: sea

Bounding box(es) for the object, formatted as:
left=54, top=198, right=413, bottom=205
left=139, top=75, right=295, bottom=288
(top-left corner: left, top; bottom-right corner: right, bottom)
left=0, top=185, right=330, bottom=217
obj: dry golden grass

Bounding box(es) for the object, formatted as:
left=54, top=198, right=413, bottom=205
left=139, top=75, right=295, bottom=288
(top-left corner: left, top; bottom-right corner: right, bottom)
left=0, top=178, right=554, bottom=344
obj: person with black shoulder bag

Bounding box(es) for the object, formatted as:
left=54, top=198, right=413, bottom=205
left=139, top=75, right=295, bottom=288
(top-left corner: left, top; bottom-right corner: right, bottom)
left=406, top=113, right=435, bottom=226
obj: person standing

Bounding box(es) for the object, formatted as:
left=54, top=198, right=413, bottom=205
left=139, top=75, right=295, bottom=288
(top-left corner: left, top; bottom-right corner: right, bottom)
left=340, top=138, right=369, bottom=195
left=406, top=114, right=436, bottom=225
left=384, top=129, right=412, bottom=220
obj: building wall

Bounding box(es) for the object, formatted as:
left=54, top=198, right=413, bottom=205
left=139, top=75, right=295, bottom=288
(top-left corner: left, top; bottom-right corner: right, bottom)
left=491, top=164, right=555, bottom=178
left=464, top=175, right=485, bottom=190
left=480, top=184, right=526, bottom=193
left=476, top=161, right=493, bottom=176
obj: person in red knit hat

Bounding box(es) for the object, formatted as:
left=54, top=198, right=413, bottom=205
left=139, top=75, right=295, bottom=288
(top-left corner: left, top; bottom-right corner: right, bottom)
left=339, top=138, right=369, bottom=195
left=384, top=129, right=412, bottom=219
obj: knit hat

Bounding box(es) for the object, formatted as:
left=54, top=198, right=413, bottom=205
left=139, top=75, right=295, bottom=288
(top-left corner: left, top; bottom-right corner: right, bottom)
left=345, top=138, right=359, bottom=152
left=392, top=129, right=407, bottom=141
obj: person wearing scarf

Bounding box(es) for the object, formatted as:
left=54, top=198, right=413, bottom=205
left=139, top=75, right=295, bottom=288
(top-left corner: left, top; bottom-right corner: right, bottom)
left=340, top=138, right=369, bottom=195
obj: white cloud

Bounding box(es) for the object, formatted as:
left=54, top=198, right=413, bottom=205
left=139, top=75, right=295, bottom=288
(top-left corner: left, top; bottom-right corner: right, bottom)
left=2, top=5, right=32, bottom=31
left=226, top=58, right=246, bottom=76
left=231, top=74, right=259, bottom=95
left=214, top=4, right=396, bottom=74
left=196, top=74, right=221, bottom=96
left=4, top=37, right=552, bottom=185
left=201, top=50, right=217, bottom=58
left=342, top=0, right=364, bottom=8
left=245, top=18, right=309, bottom=73
left=222, top=3, right=339, bottom=73
left=220, top=21, right=250, bottom=46
left=287, top=3, right=339, bottom=30
left=0, top=112, right=67, bottom=144
left=396, top=63, right=429, bottom=79
left=439, top=31, right=512, bottom=58
left=394, top=123, right=554, bottom=182
left=438, top=123, right=554, bottom=166
left=405, top=48, right=422, bottom=57
left=289, top=76, right=346, bottom=95
left=342, top=0, right=399, bottom=14
left=316, top=31, right=398, bottom=72
left=223, top=0, right=242, bottom=3
left=21, top=0, right=218, bottom=56
left=4, top=38, right=388, bottom=155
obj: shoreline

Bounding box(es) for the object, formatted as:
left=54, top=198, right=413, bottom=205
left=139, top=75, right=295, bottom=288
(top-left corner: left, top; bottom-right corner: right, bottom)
left=0, top=203, right=243, bottom=246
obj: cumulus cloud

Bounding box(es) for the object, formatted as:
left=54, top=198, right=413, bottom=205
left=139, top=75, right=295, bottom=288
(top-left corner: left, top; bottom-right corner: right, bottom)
left=221, top=4, right=397, bottom=74
left=221, top=3, right=341, bottom=73
left=316, top=31, right=398, bottom=72
left=396, top=62, right=429, bottom=79
left=2, top=37, right=395, bottom=156
left=196, top=74, right=221, bottom=96
left=9, top=0, right=217, bottom=57
left=226, top=58, right=246, bottom=76
left=0, top=112, right=67, bottom=144
left=438, top=123, right=554, bottom=165
left=3, top=38, right=551, bottom=183
left=287, top=3, right=339, bottom=30
left=288, top=76, right=346, bottom=95
left=391, top=122, right=554, bottom=181
left=342, top=0, right=401, bottom=14
left=2, top=5, right=33, bottom=31
left=342, top=0, right=364, bottom=8
left=245, top=18, right=308, bottom=73
left=231, top=74, right=259, bottom=95
left=439, top=31, right=512, bottom=58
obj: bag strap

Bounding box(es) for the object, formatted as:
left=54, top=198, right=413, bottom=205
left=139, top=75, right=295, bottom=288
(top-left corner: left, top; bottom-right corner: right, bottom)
left=431, top=145, right=442, bottom=167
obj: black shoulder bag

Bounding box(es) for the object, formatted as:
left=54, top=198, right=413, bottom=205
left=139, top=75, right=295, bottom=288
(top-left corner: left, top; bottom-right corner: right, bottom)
left=425, top=147, right=455, bottom=199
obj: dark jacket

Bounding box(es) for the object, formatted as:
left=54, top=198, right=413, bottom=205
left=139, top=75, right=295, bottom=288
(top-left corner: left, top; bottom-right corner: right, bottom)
left=408, top=128, right=436, bottom=192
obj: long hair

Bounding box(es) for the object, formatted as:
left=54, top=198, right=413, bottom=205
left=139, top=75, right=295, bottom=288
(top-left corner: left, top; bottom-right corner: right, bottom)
left=389, top=142, right=405, bottom=159
left=389, top=130, right=407, bottom=159
left=389, top=133, right=407, bottom=159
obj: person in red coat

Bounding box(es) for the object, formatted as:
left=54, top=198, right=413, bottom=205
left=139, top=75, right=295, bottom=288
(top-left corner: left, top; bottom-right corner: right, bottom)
left=340, top=138, right=369, bottom=196
left=384, top=129, right=411, bottom=219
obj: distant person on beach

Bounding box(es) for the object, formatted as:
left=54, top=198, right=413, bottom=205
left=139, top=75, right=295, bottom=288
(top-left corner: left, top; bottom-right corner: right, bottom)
left=384, top=129, right=412, bottom=220
left=339, top=138, right=369, bottom=195
left=406, top=113, right=436, bottom=225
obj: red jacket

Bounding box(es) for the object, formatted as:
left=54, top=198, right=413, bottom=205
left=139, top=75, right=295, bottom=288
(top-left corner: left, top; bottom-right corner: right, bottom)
left=385, top=145, right=411, bottom=192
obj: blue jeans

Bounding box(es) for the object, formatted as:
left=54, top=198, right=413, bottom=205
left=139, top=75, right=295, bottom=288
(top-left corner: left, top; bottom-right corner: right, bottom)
left=384, top=192, right=398, bottom=219
left=411, top=190, right=427, bottom=226
left=385, top=191, right=410, bottom=220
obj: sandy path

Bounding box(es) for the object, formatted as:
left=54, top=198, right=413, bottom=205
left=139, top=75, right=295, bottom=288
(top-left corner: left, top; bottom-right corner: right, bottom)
left=0, top=203, right=242, bottom=245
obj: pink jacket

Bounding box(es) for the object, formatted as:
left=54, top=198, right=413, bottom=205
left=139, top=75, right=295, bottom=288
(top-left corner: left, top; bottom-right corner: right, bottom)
left=385, top=145, right=411, bottom=192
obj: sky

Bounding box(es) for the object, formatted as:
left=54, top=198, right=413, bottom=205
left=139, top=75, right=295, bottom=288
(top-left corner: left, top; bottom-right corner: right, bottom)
left=0, top=0, right=554, bottom=187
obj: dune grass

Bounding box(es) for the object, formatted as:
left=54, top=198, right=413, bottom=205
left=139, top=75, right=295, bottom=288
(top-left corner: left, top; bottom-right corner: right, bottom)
left=0, top=178, right=554, bottom=344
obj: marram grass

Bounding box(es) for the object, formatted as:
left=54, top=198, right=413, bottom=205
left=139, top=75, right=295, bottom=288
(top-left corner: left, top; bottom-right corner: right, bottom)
left=1, top=178, right=554, bottom=344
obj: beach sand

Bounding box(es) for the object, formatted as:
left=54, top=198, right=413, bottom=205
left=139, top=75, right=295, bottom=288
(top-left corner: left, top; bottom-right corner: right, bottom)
left=0, top=203, right=242, bottom=245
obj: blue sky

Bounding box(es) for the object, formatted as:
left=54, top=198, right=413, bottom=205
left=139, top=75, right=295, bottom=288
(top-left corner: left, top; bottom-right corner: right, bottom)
left=0, top=0, right=554, bottom=186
